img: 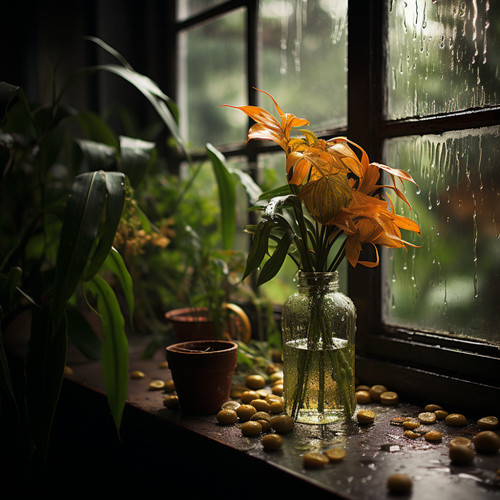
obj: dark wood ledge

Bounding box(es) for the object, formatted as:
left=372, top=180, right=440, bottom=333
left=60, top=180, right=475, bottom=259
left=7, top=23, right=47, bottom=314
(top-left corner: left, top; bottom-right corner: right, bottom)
left=5, top=338, right=500, bottom=498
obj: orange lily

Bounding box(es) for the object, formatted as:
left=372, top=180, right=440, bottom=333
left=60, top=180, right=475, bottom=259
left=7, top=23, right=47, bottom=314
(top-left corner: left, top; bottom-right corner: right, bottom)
left=224, top=90, right=421, bottom=272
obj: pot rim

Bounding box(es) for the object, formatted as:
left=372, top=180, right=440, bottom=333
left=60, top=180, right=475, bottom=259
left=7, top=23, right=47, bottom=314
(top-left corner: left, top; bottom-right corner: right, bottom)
left=164, top=307, right=211, bottom=323
left=166, top=339, right=238, bottom=355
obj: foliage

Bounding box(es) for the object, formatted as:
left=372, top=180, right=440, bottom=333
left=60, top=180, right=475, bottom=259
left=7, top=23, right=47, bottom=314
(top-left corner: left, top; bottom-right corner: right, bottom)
left=223, top=89, right=421, bottom=284
left=0, top=36, right=185, bottom=464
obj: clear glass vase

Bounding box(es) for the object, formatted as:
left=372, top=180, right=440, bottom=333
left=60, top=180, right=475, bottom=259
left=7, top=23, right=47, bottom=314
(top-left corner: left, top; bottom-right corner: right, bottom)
left=281, top=271, right=356, bottom=424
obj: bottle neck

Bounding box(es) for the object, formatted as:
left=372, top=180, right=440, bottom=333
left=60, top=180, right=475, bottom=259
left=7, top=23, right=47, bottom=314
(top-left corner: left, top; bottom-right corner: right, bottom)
left=296, top=271, right=339, bottom=293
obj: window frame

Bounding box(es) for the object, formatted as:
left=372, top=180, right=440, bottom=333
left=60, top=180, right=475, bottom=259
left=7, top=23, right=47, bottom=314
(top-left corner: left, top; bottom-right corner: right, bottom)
left=171, top=0, right=500, bottom=413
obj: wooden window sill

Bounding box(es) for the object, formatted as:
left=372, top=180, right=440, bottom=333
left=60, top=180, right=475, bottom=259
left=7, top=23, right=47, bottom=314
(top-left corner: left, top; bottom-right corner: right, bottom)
left=43, top=341, right=500, bottom=498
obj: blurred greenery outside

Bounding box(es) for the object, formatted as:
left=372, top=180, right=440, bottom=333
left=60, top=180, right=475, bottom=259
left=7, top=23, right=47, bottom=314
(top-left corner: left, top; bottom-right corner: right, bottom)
left=169, top=0, right=499, bottom=343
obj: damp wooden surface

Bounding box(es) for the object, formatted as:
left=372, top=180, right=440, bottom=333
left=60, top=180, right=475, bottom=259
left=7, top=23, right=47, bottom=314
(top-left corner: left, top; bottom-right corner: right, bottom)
left=59, top=342, right=500, bottom=499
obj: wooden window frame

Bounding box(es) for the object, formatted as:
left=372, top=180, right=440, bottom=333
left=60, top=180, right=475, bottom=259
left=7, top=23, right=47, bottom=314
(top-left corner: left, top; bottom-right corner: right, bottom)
left=169, top=0, right=500, bottom=412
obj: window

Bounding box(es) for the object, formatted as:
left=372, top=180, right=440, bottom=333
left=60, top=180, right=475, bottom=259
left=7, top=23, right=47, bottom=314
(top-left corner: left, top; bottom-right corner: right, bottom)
left=172, top=0, right=500, bottom=410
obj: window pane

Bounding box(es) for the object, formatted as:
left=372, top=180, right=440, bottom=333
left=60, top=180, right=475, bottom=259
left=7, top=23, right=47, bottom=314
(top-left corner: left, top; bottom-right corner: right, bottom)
left=177, top=0, right=226, bottom=21
left=382, top=127, right=500, bottom=343
left=260, top=0, right=347, bottom=130
left=386, top=0, right=500, bottom=119
left=178, top=10, right=247, bottom=150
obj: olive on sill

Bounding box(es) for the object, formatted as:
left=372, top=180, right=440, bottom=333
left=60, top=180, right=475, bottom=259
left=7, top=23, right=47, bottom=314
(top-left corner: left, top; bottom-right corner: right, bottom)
left=424, top=430, right=443, bottom=442
left=418, top=412, right=437, bottom=424
left=449, top=444, right=475, bottom=464
left=269, top=401, right=285, bottom=414
left=445, top=413, right=467, bottom=427
left=387, top=473, right=413, bottom=494
left=472, top=430, right=500, bottom=454
left=261, top=433, right=283, bottom=451
left=324, top=448, right=346, bottom=463
left=236, top=404, right=257, bottom=421
left=245, top=374, right=266, bottom=390
left=368, top=385, right=387, bottom=402
left=449, top=436, right=472, bottom=448
left=380, top=391, right=399, bottom=405
left=303, top=452, right=329, bottom=469
left=355, top=390, right=371, bottom=404
left=164, top=379, right=175, bottom=393
left=477, top=416, right=499, bottom=430
left=250, top=399, right=271, bottom=412
left=272, top=384, right=284, bottom=396
left=163, top=394, right=179, bottom=410
left=240, top=420, right=262, bottom=436
left=240, top=390, right=261, bottom=404
left=217, top=409, right=238, bottom=425
left=270, top=415, right=294, bottom=434
left=356, top=410, right=375, bottom=424
left=424, top=403, right=442, bottom=412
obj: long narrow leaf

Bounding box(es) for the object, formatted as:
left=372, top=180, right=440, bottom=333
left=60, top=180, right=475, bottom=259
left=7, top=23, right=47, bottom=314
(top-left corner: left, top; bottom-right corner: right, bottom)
left=90, top=64, right=186, bottom=155
left=206, top=143, right=236, bottom=251
left=85, top=275, right=128, bottom=431
left=243, top=219, right=276, bottom=280
left=257, top=231, right=294, bottom=286
left=84, top=171, right=126, bottom=280
left=53, top=171, right=107, bottom=317
left=100, top=247, right=134, bottom=326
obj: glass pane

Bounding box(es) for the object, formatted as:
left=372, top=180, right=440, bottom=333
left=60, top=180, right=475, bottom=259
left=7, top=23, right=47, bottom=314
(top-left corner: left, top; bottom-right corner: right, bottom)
left=386, top=0, right=500, bottom=119
left=178, top=10, right=247, bottom=150
left=177, top=0, right=226, bottom=21
left=260, top=0, right=348, bottom=130
left=382, top=126, right=500, bottom=343
left=257, top=153, right=348, bottom=305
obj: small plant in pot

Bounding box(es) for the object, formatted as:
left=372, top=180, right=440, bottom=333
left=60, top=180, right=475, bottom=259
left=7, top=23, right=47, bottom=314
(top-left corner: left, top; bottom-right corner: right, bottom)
left=163, top=145, right=260, bottom=344
left=165, top=339, right=238, bottom=415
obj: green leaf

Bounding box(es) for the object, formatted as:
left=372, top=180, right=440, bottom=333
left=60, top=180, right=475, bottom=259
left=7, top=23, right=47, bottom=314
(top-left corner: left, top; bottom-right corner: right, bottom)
left=257, top=231, right=293, bottom=286
left=119, top=135, right=156, bottom=188
left=25, top=307, right=67, bottom=458
left=206, top=143, right=236, bottom=251
left=258, top=184, right=292, bottom=201
left=76, top=109, right=120, bottom=149
left=101, top=247, right=134, bottom=326
left=242, top=219, right=277, bottom=280
left=89, top=64, right=186, bottom=156
left=77, top=138, right=117, bottom=171
left=83, top=171, right=126, bottom=280
left=85, top=275, right=128, bottom=431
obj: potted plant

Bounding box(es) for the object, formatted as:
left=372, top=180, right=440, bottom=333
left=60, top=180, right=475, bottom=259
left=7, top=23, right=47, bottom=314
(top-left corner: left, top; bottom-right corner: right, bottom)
left=0, top=36, right=186, bottom=466
left=163, top=144, right=260, bottom=343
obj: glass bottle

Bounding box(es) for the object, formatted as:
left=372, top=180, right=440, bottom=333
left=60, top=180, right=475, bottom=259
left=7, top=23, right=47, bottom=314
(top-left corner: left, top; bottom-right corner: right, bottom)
left=281, top=271, right=356, bottom=424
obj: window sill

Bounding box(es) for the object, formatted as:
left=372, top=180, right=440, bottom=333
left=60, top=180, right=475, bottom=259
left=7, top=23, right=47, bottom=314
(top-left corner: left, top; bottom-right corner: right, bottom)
left=45, top=340, right=500, bottom=498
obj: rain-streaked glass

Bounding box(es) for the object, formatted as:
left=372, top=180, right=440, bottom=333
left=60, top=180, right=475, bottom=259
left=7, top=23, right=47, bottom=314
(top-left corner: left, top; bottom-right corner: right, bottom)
left=386, top=0, right=500, bottom=119
left=260, top=0, right=348, bottom=131
left=177, top=0, right=226, bottom=21
left=178, top=10, right=247, bottom=151
left=382, top=127, right=500, bottom=343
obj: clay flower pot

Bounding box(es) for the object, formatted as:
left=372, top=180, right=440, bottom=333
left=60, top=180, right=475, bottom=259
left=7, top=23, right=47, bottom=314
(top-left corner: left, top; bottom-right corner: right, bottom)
left=164, top=304, right=251, bottom=343
left=165, top=339, right=238, bottom=415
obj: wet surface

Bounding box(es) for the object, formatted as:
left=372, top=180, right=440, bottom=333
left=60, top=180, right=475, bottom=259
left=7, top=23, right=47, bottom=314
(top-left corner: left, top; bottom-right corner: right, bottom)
left=65, top=343, right=500, bottom=500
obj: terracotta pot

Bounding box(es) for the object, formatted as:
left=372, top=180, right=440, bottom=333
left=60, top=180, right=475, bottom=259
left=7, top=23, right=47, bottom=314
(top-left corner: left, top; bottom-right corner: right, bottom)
left=165, top=339, right=238, bottom=415
left=164, top=304, right=251, bottom=343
